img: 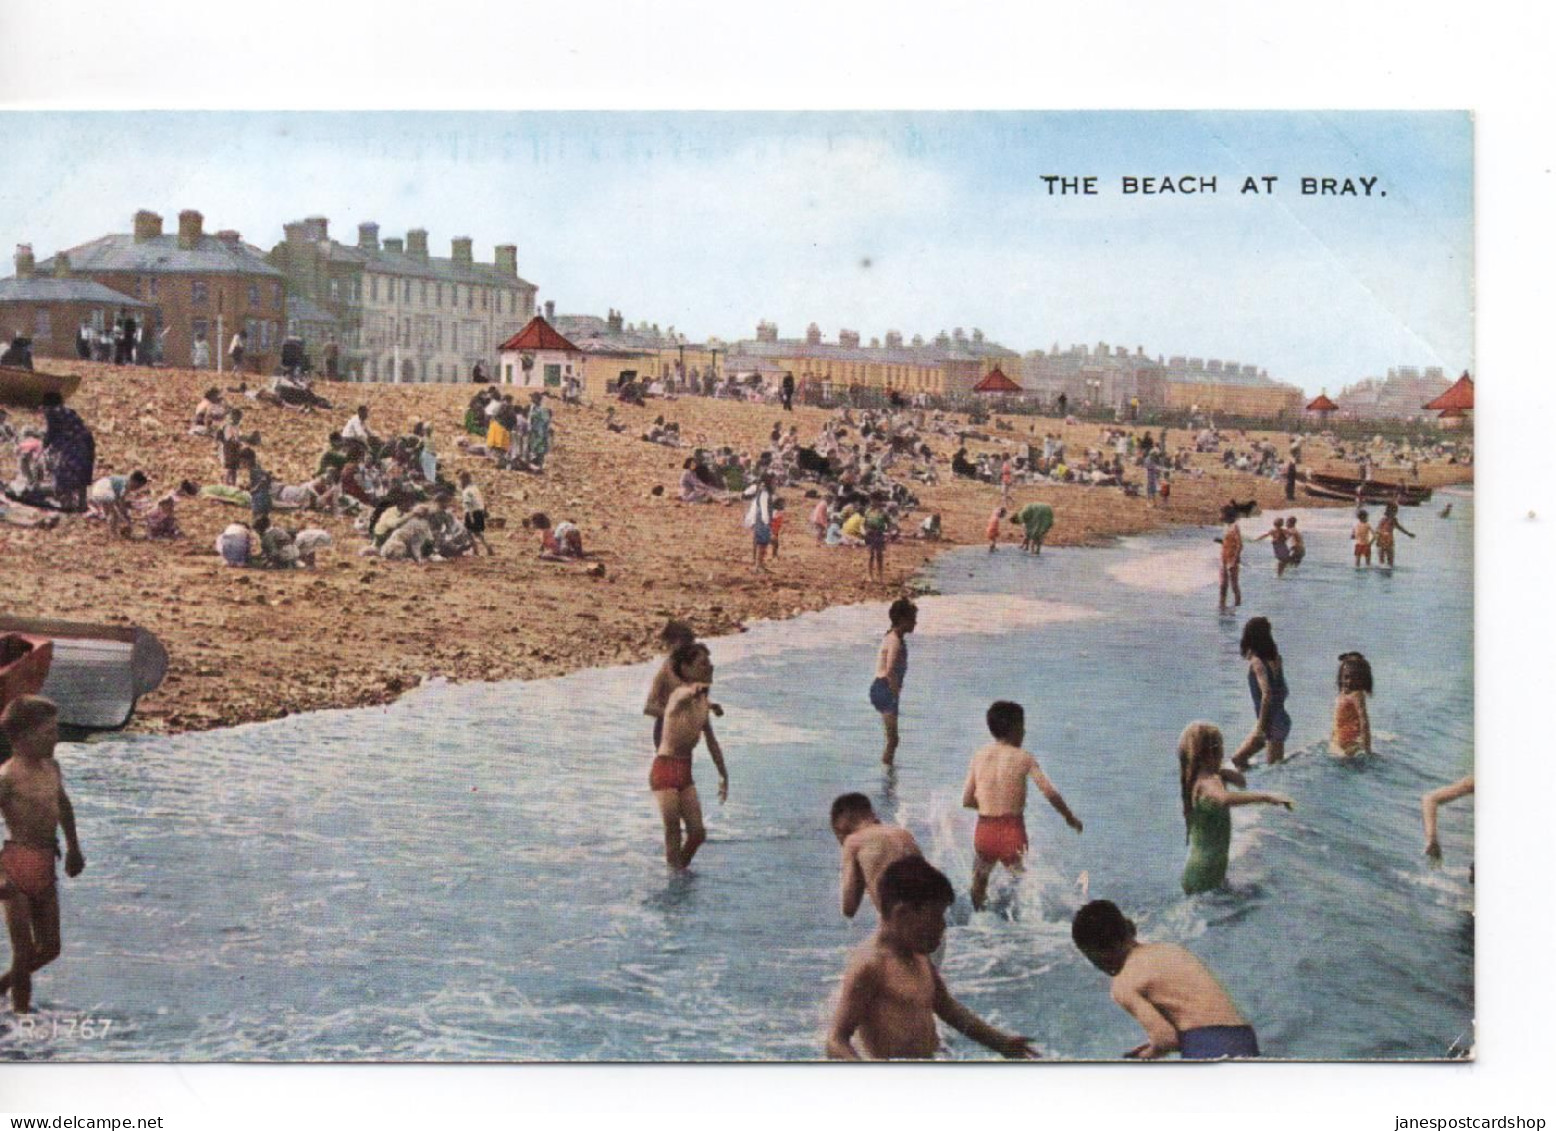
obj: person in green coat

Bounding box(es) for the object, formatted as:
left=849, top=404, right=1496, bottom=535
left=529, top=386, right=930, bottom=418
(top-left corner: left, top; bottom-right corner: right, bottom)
left=1009, top=501, right=1054, bottom=554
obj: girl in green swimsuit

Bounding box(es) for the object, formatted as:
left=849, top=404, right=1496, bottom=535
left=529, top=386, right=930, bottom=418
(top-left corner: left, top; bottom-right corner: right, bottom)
left=1178, top=722, right=1295, bottom=895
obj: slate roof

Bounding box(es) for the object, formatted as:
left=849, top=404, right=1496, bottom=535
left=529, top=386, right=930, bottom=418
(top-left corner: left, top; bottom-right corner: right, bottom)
left=39, top=233, right=283, bottom=277
left=285, top=295, right=339, bottom=324
left=0, top=276, right=145, bottom=305
left=324, top=243, right=535, bottom=290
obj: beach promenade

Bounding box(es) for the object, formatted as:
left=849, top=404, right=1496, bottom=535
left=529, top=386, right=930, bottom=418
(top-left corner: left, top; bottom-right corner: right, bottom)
left=0, top=361, right=1471, bottom=735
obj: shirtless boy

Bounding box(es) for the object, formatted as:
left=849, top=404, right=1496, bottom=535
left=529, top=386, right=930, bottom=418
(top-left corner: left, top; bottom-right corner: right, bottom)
left=0, top=696, right=86, bottom=1013
left=831, top=793, right=923, bottom=919
left=870, top=598, right=917, bottom=766
left=1071, top=899, right=1259, bottom=1059
left=650, top=643, right=729, bottom=870
left=962, top=701, right=1083, bottom=910
left=1217, top=505, right=1243, bottom=610
left=827, top=857, right=1035, bottom=1060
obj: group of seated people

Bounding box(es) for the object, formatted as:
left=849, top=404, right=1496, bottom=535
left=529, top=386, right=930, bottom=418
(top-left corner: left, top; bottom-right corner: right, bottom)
left=215, top=516, right=333, bottom=569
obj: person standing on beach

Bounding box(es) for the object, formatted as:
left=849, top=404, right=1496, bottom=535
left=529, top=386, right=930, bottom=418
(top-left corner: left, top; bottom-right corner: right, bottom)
left=1009, top=501, right=1054, bottom=555
left=781, top=371, right=796, bottom=412
left=745, top=473, right=775, bottom=572
left=1179, top=722, right=1293, bottom=895
left=987, top=505, right=1005, bottom=552
left=458, top=470, right=493, bottom=556
left=1231, top=617, right=1291, bottom=769
left=1284, top=457, right=1298, bottom=502
left=1216, top=506, right=1243, bottom=611
left=0, top=697, right=87, bottom=1014
left=869, top=599, right=917, bottom=767
left=40, top=392, right=94, bottom=513
left=863, top=495, right=889, bottom=582
left=650, top=643, right=728, bottom=871
left=962, top=701, right=1083, bottom=911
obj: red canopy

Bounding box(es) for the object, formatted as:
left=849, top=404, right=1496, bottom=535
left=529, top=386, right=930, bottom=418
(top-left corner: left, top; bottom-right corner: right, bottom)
left=1305, top=393, right=1338, bottom=412
left=499, top=316, right=581, bottom=353
left=973, top=367, right=1022, bottom=393
left=1423, top=372, right=1474, bottom=412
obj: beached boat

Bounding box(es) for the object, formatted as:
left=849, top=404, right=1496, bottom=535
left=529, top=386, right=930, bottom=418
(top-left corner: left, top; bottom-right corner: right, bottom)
left=1305, top=470, right=1432, bottom=505
left=0, top=364, right=82, bottom=409
left=0, top=615, right=167, bottom=730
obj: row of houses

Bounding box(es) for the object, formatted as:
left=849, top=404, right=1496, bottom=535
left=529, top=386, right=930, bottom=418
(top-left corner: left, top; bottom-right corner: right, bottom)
left=0, top=205, right=1342, bottom=419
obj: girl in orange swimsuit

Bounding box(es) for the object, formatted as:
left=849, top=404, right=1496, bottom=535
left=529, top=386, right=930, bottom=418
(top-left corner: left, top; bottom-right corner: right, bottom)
left=1330, top=652, right=1373, bottom=757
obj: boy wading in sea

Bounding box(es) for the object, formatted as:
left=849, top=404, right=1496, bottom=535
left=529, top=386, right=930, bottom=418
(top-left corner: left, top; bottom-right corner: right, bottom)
left=831, top=793, right=923, bottom=919
left=1072, top=899, right=1261, bottom=1059
left=869, top=599, right=917, bottom=767
left=827, top=857, right=1036, bottom=1060
left=649, top=643, right=728, bottom=870
left=0, top=697, right=86, bottom=1013
left=1216, top=505, right=1243, bottom=610
left=962, top=701, right=1083, bottom=911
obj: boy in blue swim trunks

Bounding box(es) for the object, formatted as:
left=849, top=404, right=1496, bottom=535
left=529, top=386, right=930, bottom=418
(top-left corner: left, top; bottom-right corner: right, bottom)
left=870, top=599, right=917, bottom=766
left=1072, top=900, right=1259, bottom=1060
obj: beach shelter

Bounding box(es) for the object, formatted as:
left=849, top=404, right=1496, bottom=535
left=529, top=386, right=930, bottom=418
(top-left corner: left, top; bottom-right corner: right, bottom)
left=1305, top=392, right=1338, bottom=422
left=1423, top=372, right=1474, bottom=413
left=498, top=316, right=582, bottom=390
left=973, top=367, right=1023, bottom=394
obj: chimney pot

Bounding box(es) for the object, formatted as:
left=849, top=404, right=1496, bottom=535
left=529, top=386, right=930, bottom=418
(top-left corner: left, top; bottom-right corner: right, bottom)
left=305, top=216, right=329, bottom=242
left=177, top=209, right=204, bottom=250
left=13, top=244, right=35, bottom=279
left=133, top=210, right=164, bottom=243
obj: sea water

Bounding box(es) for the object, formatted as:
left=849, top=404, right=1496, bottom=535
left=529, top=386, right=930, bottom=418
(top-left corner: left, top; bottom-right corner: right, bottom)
left=5, top=494, right=1473, bottom=1061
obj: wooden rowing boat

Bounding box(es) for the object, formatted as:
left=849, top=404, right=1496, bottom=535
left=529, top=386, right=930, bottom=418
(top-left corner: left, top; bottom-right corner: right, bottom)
left=0, top=364, right=81, bottom=409
left=1305, top=471, right=1432, bottom=504
left=0, top=615, right=167, bottom=730
left=1303, top=482, right=1428, bottom=506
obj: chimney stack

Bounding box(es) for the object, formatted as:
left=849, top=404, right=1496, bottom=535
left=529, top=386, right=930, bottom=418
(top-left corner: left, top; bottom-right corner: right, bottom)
left=358, top=222, right=380, bottom=251
left=838, top=328, right=861, bottom=349
left=406, top=228, right=429, bottom=260
left=805, top=322, right=822, bottom=346
left=304, top=216, right=329, bottom=242
left=544, top=300, right=555, bottom=322
left=885, top=330, right=903, bottom=349
left=607, top=309, right=623, bottom=333
left=53, top=251, right=72, bottom=278
left=451, top=237, right=473, bottom=267
left=383, top=237, right=404, bottom=254
left=493, top=243, right=517, bottom=276
left=133, top=210, right=163, bottom=243
left=216, top=229, right=242, bottom=245
left=177, top=209, right=204, bottom=250
left=13, top=244, right=35, bottom=279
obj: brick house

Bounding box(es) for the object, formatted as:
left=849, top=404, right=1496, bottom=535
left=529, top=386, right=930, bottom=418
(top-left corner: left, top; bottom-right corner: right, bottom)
left=36, top=210, right=287, bottom=373
left=0, top=244, right=146, bottom=360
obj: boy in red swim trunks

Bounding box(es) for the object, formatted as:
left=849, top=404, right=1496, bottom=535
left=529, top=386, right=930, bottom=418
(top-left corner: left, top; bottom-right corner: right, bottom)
left=650, top=643, right=729, bottom=870
left=961, top=700, right=1083, bottom=911
left=0, top=696, right=86, bottom=1013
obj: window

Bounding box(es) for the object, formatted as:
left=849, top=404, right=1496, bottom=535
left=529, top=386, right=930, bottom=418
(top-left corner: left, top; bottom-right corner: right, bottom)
left=421, top=281, right=428, bottom=304
left=450, top=324, right=458, bottom=352
left=436, top=364, right=443, bottom=381
left=370, top=276, right=379, bottom=302
left=543, top=363, right=562, bottom=387
left=437, top=284, right=443, bottom=307
left=330, top=279, right=341, bottom=300
left=248, top=283, right=260, bottom=305
left=505, top=364, right=514, bottom=383
left=34, top=309, right=51, bottom=340
left=405, top=280, right=414, bottom=302
left=467, top=287, right=474, bottom=311
left=353, top=277, right=362, bottom=301
left=273, top=283, right=283, bottom=305
left=480, top=289, right=488, bottom=311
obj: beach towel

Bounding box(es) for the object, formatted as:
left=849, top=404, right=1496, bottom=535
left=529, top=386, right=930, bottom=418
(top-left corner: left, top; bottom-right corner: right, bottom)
left=200, top=484, right=253, bottom=507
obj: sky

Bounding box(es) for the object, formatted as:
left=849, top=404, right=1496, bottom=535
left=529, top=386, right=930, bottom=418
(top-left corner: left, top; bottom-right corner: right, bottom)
left=0, top=111, right=1472, bottom=395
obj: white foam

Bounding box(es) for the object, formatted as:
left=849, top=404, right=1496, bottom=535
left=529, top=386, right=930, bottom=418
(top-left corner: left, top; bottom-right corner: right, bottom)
left=1106, top=546, right=1220, bottom=593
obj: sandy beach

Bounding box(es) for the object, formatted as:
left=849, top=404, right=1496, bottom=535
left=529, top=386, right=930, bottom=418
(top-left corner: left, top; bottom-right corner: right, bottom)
left=0, top=361, right=1472, bottom=734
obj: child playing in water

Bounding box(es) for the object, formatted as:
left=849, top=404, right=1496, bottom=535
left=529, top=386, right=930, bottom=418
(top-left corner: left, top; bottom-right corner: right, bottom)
left=1071, top=899, right=1260, bottom=1059
left=0, top=696, right=86, bottom=1013
left=1330, top=652, right=1373, bottom=757
left=1179, top=722, right=1293, bottom=895
left=1232, top=616, right=1291, bottom=769
left=961, top=700, right=1083, bottom=911
left=1422, top=775, right=1474, bottom=863
left=1284, top=516, right=1304, bottom=568
left=831, top=793, right=923, bottom=919
left=1250, top=517, right=1292, bottom=577
left=650, top=643, right=728, bottom=870
left=1352, top=509, right=1374, bottom=568
left=1375, top=502, right=1415, bottom=568
left=1216, top=505, right=1243, bottom=610
left=827, top=857, right=1036, bottom=1060
left=986, top=505, right=1005, bottom=553
left=643, top=620, right=705, bottom=752
left=870, top=599, right=917, bottom=766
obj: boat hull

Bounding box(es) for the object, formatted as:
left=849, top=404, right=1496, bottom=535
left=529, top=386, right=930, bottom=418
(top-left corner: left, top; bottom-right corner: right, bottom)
left=0, top=616, right=168, bottom=730
left=0, top=364, right=82, bottom=409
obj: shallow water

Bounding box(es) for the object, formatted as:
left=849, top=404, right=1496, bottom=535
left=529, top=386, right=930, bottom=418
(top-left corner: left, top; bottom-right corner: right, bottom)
left=7, top=495, right=1473, bottom=1061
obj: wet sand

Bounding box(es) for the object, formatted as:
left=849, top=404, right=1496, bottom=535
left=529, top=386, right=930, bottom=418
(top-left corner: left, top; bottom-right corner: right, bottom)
left=0, top=361, right=1471, bottom=734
